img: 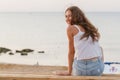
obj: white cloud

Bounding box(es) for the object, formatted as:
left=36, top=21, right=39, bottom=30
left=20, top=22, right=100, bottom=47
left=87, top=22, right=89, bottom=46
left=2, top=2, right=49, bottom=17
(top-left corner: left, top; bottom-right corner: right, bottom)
left=74, top=0, right=120, bottom=12
left=0, top=0, right=72, bottom=12
left=0, top=0, right=120, bottom=12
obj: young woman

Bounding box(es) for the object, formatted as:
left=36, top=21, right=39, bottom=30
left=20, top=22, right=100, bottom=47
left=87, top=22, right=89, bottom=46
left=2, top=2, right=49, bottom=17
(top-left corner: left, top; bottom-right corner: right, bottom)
left=57, top=6, right=104, bottom=76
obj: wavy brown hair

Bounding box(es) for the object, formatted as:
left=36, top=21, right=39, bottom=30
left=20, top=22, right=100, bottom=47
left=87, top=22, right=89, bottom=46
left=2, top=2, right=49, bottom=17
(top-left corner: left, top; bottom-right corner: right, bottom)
left=65, top=6, right=100, bottom=42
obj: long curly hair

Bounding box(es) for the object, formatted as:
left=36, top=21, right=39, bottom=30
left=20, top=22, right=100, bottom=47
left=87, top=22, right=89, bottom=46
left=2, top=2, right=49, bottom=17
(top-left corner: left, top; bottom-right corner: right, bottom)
left=65, top=6, right=100, bottom=42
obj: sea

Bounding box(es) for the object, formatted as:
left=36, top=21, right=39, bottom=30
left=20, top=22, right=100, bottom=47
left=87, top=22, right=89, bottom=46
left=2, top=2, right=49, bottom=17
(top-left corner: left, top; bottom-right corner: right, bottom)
left=0, top=12, right=120, bottom=66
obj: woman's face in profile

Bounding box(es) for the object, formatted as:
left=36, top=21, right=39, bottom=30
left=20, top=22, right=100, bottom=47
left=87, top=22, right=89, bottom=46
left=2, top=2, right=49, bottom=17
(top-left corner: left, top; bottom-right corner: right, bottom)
left=65, top=10, right=72, bottom=25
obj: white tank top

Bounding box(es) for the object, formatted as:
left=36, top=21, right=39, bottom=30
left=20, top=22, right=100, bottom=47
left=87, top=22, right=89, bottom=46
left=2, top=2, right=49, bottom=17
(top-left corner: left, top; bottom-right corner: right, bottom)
left=73, top=25, right=102, bottom=60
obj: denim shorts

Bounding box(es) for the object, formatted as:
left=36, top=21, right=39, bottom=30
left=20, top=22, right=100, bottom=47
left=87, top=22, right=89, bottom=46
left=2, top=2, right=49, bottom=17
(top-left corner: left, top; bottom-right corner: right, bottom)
left=72, top=57, right=104, bottom=76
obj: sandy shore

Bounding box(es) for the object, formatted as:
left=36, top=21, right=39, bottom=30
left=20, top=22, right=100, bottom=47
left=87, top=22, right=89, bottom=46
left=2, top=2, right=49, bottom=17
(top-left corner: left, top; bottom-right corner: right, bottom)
left=0, top=63, right=67, bottom=75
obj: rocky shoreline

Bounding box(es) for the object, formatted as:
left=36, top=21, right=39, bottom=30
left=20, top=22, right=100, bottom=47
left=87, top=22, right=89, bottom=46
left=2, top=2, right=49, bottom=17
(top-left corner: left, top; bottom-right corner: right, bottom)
left=0, top=47, right=45, bottom=56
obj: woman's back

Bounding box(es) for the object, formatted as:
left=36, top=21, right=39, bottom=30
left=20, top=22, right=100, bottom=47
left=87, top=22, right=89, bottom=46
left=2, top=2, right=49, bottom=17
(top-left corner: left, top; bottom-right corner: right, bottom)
left=73, top=25, right=102, bottom=60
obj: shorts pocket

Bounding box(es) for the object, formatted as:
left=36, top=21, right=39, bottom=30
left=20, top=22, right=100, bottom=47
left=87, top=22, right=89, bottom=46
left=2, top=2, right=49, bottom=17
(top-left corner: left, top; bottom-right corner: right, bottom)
left=90, top=68, right=102, bottom=76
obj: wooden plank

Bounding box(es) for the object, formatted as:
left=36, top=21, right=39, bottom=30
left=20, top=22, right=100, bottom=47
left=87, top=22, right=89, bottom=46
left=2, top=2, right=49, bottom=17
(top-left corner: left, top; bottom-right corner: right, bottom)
left=0, top=74, right=120, bottom=80
left=0, top=63, right=67, bottom=75
left=0, top=63, right=120, bottom=80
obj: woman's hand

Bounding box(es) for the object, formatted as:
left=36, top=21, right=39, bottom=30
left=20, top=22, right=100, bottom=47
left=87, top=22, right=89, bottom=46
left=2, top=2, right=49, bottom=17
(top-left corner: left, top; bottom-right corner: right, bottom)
left=55, top=71, right=71, bottom=76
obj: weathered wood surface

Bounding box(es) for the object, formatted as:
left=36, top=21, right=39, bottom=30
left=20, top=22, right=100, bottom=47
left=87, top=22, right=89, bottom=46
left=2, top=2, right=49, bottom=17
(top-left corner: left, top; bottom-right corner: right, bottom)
left=0, top=63, right=120, bottom=80
left=0, top=74, right=120, bottom=80
left=0, top=63, right=67, bottom=75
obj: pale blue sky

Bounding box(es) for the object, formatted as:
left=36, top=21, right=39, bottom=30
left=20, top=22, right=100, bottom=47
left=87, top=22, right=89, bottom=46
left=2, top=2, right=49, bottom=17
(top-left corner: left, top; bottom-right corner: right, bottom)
left=0, top=0, right=120, bottom=12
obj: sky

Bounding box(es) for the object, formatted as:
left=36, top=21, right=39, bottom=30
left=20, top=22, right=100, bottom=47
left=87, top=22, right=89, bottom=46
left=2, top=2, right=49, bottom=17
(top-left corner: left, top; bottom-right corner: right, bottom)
left=0, top=0, right=120, bottom=12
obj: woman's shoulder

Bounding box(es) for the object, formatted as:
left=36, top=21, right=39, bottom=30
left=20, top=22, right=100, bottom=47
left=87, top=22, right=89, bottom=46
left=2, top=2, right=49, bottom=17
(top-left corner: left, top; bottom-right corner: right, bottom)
left=67, top=25, right=79, bottom=37
left=66, top=25, right=75, bottom=35
left=67, top=25, right=76, bottom=31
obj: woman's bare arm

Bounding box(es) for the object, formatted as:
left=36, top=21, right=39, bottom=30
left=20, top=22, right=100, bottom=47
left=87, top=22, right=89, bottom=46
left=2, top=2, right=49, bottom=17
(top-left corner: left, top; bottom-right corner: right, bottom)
left=67, top=26, right=75, bottom=75
left=100, top=46, right=104, bottom=62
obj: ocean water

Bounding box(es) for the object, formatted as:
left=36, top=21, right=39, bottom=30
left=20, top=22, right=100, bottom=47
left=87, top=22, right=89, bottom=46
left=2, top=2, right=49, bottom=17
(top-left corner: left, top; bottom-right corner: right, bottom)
left=0, top=12, right=120, bottom=66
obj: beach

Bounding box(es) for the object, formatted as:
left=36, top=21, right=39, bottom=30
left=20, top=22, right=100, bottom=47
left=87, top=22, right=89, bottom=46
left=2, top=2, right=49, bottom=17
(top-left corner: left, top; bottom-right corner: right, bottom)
left=0, top=12, right=120, bottom=65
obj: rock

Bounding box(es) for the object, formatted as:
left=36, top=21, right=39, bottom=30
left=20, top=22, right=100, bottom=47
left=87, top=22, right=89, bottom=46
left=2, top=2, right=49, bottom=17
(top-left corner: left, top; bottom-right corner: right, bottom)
left=21, top=49, right=34, bottom=53
left=38, top=51, right=45, bottom=53
left=16, top=48, right=34, bottom=55
left=9, top=52, right=14, bottom=55
left=0, top=47, right=11, bottom=53
left=16, top=50, right=22, bottom=53
left=21, top=52, right=28, bottom=56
